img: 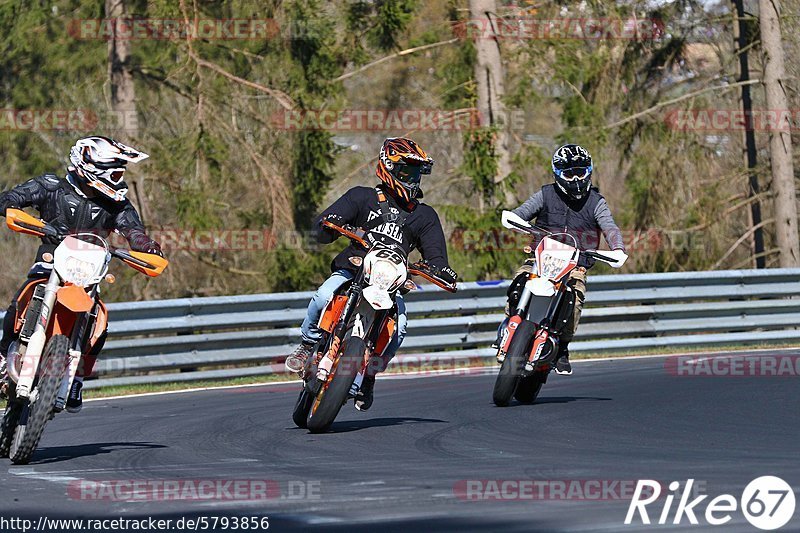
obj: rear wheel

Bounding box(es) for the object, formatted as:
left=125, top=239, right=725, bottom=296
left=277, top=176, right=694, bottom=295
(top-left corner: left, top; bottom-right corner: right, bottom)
left=493, top=320, right=536, bottom=407
left=292, top=346, right=321, bottom=429
left=514, top=371, right=547, bottom=404
left=10, top=335, right=69, bottom=464
left=292, top=377, right=317, bottom=429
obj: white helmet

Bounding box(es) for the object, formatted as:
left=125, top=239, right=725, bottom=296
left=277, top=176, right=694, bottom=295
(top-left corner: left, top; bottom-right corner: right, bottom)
left=68, top=136, right=149, bottom=201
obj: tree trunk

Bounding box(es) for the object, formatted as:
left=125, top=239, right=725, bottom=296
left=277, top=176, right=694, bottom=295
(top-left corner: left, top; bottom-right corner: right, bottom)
left=732, top=0, right=765, bottom=268
left=106, top=0, right=148, bottom=222
left=759, top=0, right=799, bottom=267
left=469, top=0, right=512, bottom=196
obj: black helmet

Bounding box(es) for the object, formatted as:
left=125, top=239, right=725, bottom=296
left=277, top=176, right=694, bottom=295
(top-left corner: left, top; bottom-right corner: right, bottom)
left=552, top=144, right=593, bottom=200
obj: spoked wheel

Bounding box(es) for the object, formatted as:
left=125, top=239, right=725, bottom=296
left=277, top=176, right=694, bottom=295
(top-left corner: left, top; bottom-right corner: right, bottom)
left=0, top=392, right=22, bottom=458
left=306, top=335, right=365, bottom=434
left=10, top=335, right=69, bottom=465
left=493, top=320, right=536, bottom=407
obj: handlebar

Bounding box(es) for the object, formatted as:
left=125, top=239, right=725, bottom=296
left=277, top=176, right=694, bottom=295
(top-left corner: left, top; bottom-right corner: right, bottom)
left=408, top=260, right=458, bottom=293
left=4, top=208, right=169, bottom=277
left=321, top=219, right=458, bottom=293
left=501, top=210, right=628, bottom=269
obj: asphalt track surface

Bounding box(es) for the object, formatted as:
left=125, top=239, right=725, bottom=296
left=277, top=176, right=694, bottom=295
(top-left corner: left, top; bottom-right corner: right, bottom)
left=0, top=354, right=798, bottom=532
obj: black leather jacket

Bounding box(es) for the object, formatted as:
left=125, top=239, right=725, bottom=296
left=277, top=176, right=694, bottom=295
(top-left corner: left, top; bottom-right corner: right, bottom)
left=0, top=173, right=161, bottom=258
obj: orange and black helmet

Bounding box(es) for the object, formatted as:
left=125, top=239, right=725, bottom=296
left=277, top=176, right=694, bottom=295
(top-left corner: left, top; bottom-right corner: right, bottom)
left=376, top=137, right=433, bottom=203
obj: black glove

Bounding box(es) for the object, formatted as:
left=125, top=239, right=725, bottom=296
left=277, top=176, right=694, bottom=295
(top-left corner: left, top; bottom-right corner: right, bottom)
left=145, top=241, right=164, bottom=257
left=435, top=265, right=458, bottom=285
left=323, top=213, right=346, bottom=227
left=128, top=230, right=163, bottom=257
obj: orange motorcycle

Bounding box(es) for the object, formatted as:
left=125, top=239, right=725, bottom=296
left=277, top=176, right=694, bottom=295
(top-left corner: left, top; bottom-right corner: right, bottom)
left=292, top=220, right=457, bottom=433
left=0, top=208, right=168, bottom=464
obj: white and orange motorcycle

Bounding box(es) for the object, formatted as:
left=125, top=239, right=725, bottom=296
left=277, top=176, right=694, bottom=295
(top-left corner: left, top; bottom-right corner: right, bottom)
left=0, top=208, right=168, bottom=464
left=492, top=210, right=627, bottom=406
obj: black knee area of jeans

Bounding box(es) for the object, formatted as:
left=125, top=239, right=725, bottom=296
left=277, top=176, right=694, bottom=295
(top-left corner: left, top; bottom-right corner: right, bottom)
left=552, top=288, right=576, bottom=336
left=88, top=330, right=108, bottom=356
left=0, top=301, right=18, bottom=355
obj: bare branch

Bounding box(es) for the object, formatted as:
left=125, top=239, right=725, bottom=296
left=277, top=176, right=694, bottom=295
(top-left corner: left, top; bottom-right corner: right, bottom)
left=604, top=79, right=761, bottom=130
left=333, top=38, right=459, bottom=83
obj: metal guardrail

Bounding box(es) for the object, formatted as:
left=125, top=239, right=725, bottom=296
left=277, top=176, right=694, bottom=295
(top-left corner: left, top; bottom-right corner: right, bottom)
left=3, top=268, right=800, bottom=388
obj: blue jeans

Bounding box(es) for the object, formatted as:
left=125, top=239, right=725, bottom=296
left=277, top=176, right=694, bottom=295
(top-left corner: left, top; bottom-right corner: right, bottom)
left=300, top=270, right=408, bottom=369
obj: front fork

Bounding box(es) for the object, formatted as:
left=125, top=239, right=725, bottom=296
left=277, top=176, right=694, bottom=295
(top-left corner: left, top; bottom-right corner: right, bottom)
left=316, top=283, right=363, bottom=382
left=54, top=288, right=98, bottom=411
left=15, top=270, right=61, bottom=400
left=497, top=278, right=566, bottom=373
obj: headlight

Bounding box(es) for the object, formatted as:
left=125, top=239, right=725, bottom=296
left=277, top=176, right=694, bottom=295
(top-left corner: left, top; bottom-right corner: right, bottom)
left=537, top=253, right=570, bottom=280
left=54, top=236, right=109, bottom=287
left=370, top=260, right=401, bottom=291
left=61, top=256, right=103, bottom=287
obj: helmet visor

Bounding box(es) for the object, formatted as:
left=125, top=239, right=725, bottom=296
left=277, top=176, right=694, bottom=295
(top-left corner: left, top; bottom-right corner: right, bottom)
left=108, top=169, right=126, bottom=185
left=396, top=163, right=424, bottom=185
left=558, top=167, right=591, bottom=181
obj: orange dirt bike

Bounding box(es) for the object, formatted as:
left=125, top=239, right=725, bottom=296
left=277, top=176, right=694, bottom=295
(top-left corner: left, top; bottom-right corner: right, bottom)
left=0, top=208, right=168, bottom=464
left=292, top=220, right=457, bottom=433
left=492, top=211, right=627, bottom=407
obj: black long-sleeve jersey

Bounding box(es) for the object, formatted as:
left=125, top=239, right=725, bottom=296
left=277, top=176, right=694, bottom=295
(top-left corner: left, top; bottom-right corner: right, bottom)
left=317, top=185, right=450, bottom=274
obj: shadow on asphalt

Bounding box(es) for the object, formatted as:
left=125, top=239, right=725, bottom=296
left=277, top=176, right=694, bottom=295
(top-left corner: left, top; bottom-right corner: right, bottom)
left=534, top=396, right=612, bottom=404
left=326, top=417, right=448, bottom=433
left=25, top=441, right=167, bottom=464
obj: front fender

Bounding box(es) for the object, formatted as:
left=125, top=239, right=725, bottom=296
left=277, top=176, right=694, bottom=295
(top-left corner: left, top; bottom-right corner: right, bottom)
left=362, top=285, right=394, bottom=310
left=525, top=276, right=556, bottom=297
left=56, top=285, right=94, bottom=313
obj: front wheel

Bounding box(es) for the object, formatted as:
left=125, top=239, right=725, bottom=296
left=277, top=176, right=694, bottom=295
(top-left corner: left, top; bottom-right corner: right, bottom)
left=493, top=320, right=536, bottom=407
left=307, top=335, right=366, bottom=434
left=9, top=335, right=69, bottom=464
left=514, top=371, right=547, bottom=404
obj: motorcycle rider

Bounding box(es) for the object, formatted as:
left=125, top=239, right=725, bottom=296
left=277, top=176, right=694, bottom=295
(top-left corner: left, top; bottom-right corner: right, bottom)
left=285, top=137, right=457, bottom=410
left=497, top=144, right=626, bottom=375
left=0, top=136, right=162, bottom=411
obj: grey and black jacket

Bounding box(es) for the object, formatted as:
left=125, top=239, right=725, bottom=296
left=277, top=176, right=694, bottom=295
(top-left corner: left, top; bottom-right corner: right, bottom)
left=512, top=184, right=625, bottom=269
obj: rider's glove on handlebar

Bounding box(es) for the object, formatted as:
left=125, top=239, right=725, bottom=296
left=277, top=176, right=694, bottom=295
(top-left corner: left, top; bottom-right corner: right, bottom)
left=323, top=213, right=346, bottom=228
left=435, top=265, right=458, bottom=285
left=128, top=230, right=164, bottom=257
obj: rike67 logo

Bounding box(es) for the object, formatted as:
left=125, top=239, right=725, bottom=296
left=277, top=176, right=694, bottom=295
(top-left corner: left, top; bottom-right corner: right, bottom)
left=625, top=477, right=795, bottom=530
